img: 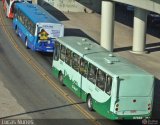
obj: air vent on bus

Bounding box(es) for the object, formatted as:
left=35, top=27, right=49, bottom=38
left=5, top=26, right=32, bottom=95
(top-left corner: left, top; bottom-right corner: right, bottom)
left=77, top=38, right=93, bottom=48
left=84, top=47, right=90, bottom=50
left=104, top=55, right=120, bottom=64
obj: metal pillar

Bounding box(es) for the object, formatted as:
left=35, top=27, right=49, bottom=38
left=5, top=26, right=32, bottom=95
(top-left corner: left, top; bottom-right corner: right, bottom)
left=100, top=1, right=115, bottom=52
left=132, top=7, right=148, bottom=54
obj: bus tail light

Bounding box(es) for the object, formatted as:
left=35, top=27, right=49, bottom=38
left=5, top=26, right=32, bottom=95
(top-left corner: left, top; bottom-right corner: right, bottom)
left=115, top=103, right=119, bottom=111
left=116, top=103, right=119, bottom=107
left=115, top=108, right=118, bottom=111
left=148, top=104, right=151, bottom=111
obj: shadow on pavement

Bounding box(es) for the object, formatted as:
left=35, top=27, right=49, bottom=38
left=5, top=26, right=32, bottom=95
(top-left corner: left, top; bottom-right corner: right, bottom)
left=64, top=28, right=97, bottom=43
left=146, top=42, right=160, bottom=53
left=114, top=42, right=160, bottom=53
left=117, top=120, right=142, bottom=125
left=38, top=0, right=69, bottom=21
left=114, top=46, right=132, bottom=52
left=75, top=0, right=102, bottom=13
left=0, top=102, right=85, bottom=119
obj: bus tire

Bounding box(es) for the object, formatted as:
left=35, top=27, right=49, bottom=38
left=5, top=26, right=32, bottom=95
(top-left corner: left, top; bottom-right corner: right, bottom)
left=25, top=38, right=29, bottom=49
left=87, top=95, right=94, bottom=111
left=58, top=72, right=65, bottom=86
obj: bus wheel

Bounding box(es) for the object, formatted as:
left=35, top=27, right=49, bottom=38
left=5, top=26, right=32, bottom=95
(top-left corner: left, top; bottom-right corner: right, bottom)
left=25, top=38, right=29, bottom=49
left=87, top=95, right=94, bottom=111
left=58, top=72, right=65, bottom=86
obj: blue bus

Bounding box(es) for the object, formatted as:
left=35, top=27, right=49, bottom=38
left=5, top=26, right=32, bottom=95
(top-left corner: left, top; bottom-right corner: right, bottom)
left=13, top=3, right=64, bottom=52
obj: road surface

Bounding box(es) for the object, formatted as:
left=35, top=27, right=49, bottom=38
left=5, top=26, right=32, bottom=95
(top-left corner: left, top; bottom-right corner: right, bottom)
left=0, top=1, right=160, bottom=125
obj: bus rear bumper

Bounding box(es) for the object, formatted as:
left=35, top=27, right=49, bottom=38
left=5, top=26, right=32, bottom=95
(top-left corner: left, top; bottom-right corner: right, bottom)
left=35, top=47, right=53, bottom=53
left=106, top=112, right=151, bottom=120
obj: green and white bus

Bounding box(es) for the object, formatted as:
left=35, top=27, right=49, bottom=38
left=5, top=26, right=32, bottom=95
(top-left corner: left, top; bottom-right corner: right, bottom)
left=52, top=36, right=154, bottom=120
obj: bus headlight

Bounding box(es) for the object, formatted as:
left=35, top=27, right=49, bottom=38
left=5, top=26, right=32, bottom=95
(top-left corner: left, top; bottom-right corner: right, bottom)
left=148, top=104, right=151, bottom=111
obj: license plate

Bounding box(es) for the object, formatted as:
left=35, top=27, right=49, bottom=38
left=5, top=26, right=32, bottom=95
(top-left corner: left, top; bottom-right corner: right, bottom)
left=130, top=110, right=136, bottom=113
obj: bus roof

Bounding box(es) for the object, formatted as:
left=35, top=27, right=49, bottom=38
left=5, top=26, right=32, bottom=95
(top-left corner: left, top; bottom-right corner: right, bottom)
left=15, top=3, right=61, bottom=24
left=56, top=36, right=152, bottom=77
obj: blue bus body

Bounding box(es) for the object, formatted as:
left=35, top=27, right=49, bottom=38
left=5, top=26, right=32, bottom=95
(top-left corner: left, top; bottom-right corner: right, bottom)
left=13, top=3, right=64, bottom=52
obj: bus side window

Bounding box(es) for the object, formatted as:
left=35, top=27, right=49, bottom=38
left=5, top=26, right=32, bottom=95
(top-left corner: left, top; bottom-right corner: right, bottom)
left=65, top=48, right=72, bottom=66
left=21, top=14, right=25, bottom=25
left=53, top=41, right=60, bottom=61
left=27, top=20, right=32, bottom=32
left=60, top=45, right=66, bottom=62
left=19, top=11, right=23, bottom=23
left=26, top=17, right=29, bottom=30
left=72, top=53, right=80, bottom=72
left=79, top=58, right=88, bottom=78
left=32, top=24, right=36, bottom=35
left=13, top=3, right=17, bottom=17
left=30, top=22, right=35, bottom=35
left=96, top=69, right=106, bottom=91
left=14, top=8, right=17, bottom=17
left=88, top=63, right=97, bottom=84
left=17, top=9, right=20, bottom=19
left=105, top=75, right=112, bottom=95
left=23, top=15, right=27, bottom=26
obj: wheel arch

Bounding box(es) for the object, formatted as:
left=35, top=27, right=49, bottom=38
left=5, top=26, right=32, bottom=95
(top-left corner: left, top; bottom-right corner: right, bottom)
left=25, top=36, right=27, bottom=41
left=15, top=25, right=17, bottom=30
left=86, top=93, right=92, bottom=102
left=58, top=70, right=63, bottom=77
